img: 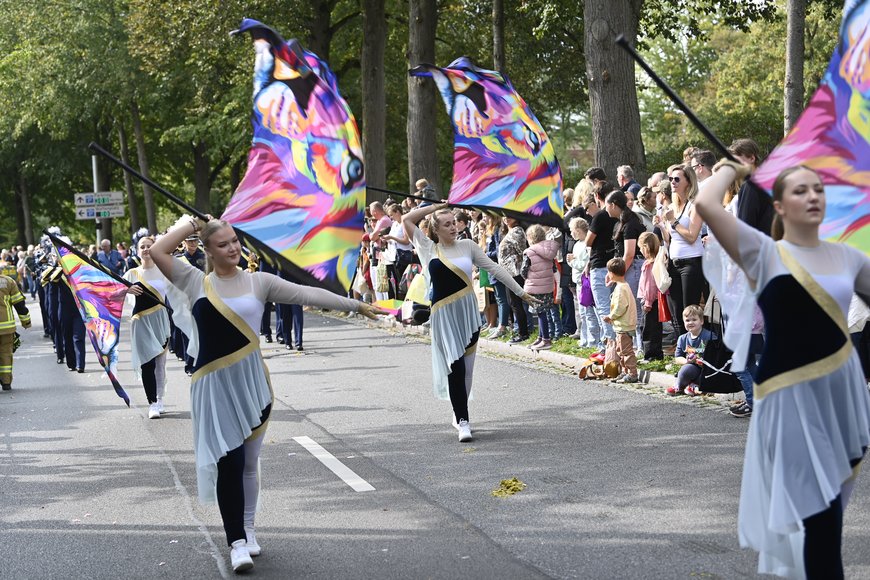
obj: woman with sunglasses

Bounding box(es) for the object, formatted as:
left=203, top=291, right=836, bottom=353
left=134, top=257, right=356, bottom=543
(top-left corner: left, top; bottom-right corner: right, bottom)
left=695, top=161, right=870, bottom=579
left=661, top=165, right=704, bottom=335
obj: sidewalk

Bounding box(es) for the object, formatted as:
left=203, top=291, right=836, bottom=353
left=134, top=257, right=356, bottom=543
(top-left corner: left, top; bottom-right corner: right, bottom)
left=334, top=311, right=747, bottom=412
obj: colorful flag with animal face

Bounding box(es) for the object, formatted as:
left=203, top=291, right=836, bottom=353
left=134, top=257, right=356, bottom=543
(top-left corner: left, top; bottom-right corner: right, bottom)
left=754, top=1, right=870, bottom=251
left=410, top=57, right=563, bottom=227
left=225, top=19, right=365, bottom=294
left=46, top=233, right=130, bottom=406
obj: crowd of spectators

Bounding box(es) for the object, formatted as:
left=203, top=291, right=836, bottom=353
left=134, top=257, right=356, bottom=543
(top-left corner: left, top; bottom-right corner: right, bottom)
left=352, top=138, right=819, bottom=417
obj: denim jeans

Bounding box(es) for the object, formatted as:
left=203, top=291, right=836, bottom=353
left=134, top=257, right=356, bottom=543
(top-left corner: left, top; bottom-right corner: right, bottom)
left=547, top=304, right=563, bottom=338
left=492, top=280, right=510, bottom=327
left=590, top=267, right=614, bottom=345
left=624, top=259, right=643, bottom=351
left=579, top=303, right=601, bottom=347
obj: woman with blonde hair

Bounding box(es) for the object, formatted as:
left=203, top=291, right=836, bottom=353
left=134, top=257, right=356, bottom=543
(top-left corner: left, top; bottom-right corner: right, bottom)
left=695, top=162, right=870, bottom=578
left=661, top=164, right=704, bottom=335
left=403, top=203, right=537, bottom=442
left=149, top=216, right=383, bottom=572
left=119, top=235, right=171, bottom=419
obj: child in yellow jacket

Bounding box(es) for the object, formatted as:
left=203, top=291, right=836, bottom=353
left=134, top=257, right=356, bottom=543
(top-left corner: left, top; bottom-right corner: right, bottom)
left=602, top=257, right=638, bottom=383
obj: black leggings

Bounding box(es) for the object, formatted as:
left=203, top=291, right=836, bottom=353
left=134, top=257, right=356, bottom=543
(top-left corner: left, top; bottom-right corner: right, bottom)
left=507, top=275, right=528, bottom=336
left=667, top=257, right=705, bottom=335
left=140, top=357, right=158, bottom=404
left=216, top=404, right=272, bottom=546
left=448, top=331, right=479, bottom=423
left=803, top=449, right=866, bottom=579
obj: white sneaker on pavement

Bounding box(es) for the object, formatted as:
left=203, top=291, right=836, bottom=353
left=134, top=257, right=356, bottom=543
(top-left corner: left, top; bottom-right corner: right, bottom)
left=156, top=398, right=165, bottom=414
left=230, top=539, right=254, bottom=572
left=244, top=527, right=261, bottom=557
left=457, top=420, right=473, bottom=442
left=148, top=403, right=160, bottom=419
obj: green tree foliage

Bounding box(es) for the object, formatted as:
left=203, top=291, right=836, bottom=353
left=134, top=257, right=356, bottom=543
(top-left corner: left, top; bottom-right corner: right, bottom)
left=639, top=2, right=839, bottom=173
left=0, top=0, right=848, bottom=248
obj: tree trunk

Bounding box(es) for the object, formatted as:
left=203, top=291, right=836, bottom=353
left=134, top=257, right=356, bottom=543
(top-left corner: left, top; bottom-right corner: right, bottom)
left=229, top=156, right=245, bottom=195
left=362, top=0, right=387, bottom=202
left=784, top=0, right=807, bottom=134
left=130, top=99, right=158, bottom=234
left=307, top=0, right=333, bottom=61
left=118, top=122, right=140, bottom=233
left=493, top=0, right=505, bottom=73
left=17, top=170, right=33, bottom=246
left=584, top=0, right=646, bottom=183
left=193, top=141, right=211, bottom=213
left=407, top=0, right=440, bottom=195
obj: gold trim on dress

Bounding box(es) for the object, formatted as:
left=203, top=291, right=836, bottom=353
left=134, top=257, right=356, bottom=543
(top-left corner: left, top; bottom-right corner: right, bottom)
left=128, top=268, right=167, bottom=320
left=430, top=245, right=475, bottom=316
left=755, top=244, right=853, bottom=400
left=193, top=274, right=274, bottom=440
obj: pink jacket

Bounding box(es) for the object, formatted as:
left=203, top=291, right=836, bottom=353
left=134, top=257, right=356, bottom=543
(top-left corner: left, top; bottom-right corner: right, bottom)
left=637, top=260, right=658, bottom=306
left=523, top=239, right=559, bottom=295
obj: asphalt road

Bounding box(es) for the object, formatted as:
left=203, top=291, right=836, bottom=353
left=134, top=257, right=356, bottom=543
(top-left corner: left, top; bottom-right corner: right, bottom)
left=2, top=299, right=868, bottom=579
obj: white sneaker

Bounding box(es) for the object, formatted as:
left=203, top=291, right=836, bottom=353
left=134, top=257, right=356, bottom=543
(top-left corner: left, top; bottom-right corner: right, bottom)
left=156, top=398, right=165, bottom=414
left=148, top=403, right=160, bottom=419
left=457, top=420, right=472, bottom=442
left=244, top=527, right=261, bottom=557
left=230, top=539, right=253, bottom=572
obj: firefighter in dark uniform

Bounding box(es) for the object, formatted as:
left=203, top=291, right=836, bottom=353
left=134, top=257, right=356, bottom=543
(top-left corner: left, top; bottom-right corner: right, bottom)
left=0, top=273, right=31, bottom=390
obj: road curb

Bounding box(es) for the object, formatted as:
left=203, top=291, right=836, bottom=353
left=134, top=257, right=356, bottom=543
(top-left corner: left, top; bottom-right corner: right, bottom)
left=334, top=311, right=745, bottom=407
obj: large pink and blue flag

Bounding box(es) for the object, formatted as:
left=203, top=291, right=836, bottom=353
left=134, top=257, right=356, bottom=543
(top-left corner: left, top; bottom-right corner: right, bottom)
left=224, top=19, right=365, bottom=294
left=754, top=0, right=870, bottom=251
left=410, top=58, right=563, bottom=227
left=47, top=233, right=130, bottom=406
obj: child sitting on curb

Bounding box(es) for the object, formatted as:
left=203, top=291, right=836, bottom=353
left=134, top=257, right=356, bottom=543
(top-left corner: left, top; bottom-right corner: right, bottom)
left=521, top=224, right=560, bottom=351
left=602, top=257, right=638, bottom=383
left=667, top=304, right=715, bottom=396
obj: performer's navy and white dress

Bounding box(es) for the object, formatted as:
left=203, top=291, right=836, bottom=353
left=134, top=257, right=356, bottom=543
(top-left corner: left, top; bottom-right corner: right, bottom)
left=167, top=260, right=360, bottom=503
left=411, top=228, right=524, bottom=400
left=123, top=265, right=171, bottom=376
left=733, top=221, right=870, bottom=577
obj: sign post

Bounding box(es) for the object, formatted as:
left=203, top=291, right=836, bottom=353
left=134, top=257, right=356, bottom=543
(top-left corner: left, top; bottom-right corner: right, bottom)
left=80, top=157, right=126, bottom=248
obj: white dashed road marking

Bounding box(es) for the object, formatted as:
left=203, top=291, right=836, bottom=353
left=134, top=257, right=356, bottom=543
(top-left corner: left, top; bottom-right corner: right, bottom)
left=292, top=436, right=375, bottom=492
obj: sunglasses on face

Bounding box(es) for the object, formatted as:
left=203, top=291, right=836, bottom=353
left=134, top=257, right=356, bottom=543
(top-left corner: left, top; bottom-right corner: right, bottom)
left=669, top=176, right=681, bottom=183
left=690, top=164, right=701, bottom=170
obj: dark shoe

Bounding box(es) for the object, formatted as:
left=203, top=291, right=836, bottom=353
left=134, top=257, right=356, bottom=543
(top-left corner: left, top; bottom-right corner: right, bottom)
left=43, top=332, right=50, bottom=338
left=285, top=344, right=293, bottom=350
left=295, top=345, right=303, bottom=352
left=57, top=358, right=64, bottom=364
left=68, top=367, right=77, bottom=372
left=76, top=368, right=84, bottom=373
left=1, top=382, right=10, bottom=391
left=276, top=336, right=285, bottom=344
left=264, top=336, right=273, bottom=343
left=730, top=403, right=753, bottom=418
left=508, top=334, right=529, bottom=344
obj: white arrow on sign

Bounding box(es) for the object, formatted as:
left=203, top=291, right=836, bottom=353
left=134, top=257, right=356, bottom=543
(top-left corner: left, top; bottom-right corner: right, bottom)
left=74, top=191, right=124, bottom=206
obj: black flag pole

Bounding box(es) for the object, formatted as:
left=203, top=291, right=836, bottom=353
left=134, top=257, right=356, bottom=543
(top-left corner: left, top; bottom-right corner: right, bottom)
left=366, top=185, right=437, bottom=204
left=88, top=142, right=210, bottom=222
left=614, top=35, right=737, bottom=163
